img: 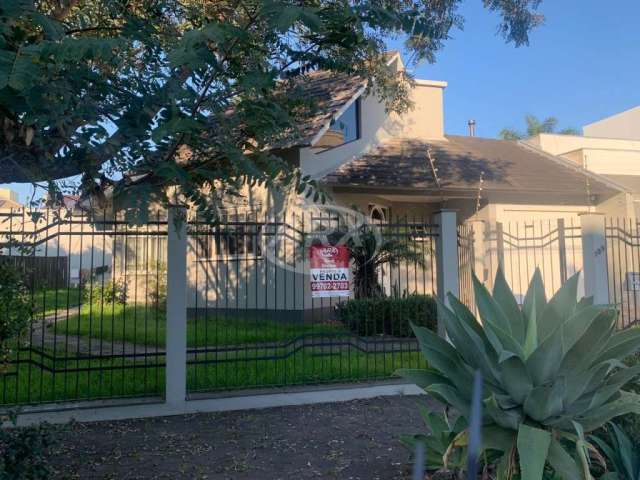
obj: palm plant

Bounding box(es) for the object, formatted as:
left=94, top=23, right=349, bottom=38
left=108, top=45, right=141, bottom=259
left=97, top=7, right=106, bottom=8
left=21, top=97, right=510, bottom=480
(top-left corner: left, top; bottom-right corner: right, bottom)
left=500, top=115, right=579, bottom=140
left=344, top=225, right=425, bottom=299
left=398, top=269, right=640, bottom=479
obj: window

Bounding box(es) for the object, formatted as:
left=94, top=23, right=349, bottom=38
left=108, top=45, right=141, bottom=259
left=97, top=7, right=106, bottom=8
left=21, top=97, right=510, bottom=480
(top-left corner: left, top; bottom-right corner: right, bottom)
left=114, top=236, right=167, bottom=273
left=314, top=99, right=361, bottom=150
left=368, top=204, right=388, bottom=224
left=196, top=212, right=262, bottom=260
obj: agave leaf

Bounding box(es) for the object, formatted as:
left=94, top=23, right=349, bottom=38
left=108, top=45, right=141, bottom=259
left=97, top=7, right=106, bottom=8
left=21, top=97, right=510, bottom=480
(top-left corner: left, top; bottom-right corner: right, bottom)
left=472, top=276, right=526, bottom=362
left=523, top=382, right=564, bottom=422
left=605, top=363, right=640, bottom=389
left=443, top=429, right=469, bottom=469
left=492, top=267, right=526, bottom=343
left=560, top=309, right=617, bottom=374
left=411, top=325, right=475, bottom=397
left=447, top=293, right=500, bottom=358
left=538, top=272, right=580, bottom=341
left=446, top=292, right=485, bottom=337
left=525, top=323, right=564, bottom=386
left=572, top=421, right=594, bottom=480
left=589, top=434, right=621, bottom=475
left=561, top=305, right=613, bottom=355
left=425, top=384, right=472, bottom=418
left=437, top=297, right=501, bottom=385
left=472, top=273, right=516, bottom=340
left=452, top=414, right=467, bottom=433
left=611, top=422, right=636, bottom=478
left=517, top=424, right=551, bottom=480
left=482, top=425, right=517, bottom=453
left=594, top=327, right=640, bottom=365
left=561, top=361, right=614, bottom=407
left=575, top=365, right=640, bottom=412
left=578, top=391, right=640, bottom=431
left=421, top=406, right=448, bottom=435
left=547, top=438, right=583, bottom=480
left=484, top=395, right=523, bottom=430
left=576, top=295, right=594, bottom=310
left=522, top=268, right=546, bottom=348
left=396, top=368, right=452, bottom=389
left=500, top=356, right=533, bottom=404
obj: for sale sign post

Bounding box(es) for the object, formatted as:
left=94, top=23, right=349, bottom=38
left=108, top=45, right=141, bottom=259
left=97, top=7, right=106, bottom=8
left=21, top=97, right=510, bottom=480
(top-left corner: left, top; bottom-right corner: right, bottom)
left=309, top=245, right=350, bottom=298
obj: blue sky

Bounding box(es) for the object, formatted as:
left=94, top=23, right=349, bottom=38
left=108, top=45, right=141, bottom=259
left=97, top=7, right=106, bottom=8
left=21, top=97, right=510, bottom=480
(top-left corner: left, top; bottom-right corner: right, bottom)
left=390, top=0, right=640, bottom=138
left=4, top=0, right=640, bottom=203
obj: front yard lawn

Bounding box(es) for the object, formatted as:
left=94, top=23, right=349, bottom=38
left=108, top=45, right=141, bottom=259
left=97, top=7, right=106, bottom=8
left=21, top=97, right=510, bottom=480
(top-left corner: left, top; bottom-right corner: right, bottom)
left=34, top=287, right=82, bottom=317
left=52, top=303, right=346, bottom=348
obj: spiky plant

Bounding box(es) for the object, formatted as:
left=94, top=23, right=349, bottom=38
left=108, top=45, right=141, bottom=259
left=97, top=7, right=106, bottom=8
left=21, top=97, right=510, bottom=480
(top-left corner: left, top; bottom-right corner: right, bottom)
left=398, top=269, right=640, bottom=480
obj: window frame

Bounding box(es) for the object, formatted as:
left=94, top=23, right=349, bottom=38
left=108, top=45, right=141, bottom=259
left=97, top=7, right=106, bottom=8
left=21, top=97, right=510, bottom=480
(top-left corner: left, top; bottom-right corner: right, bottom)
left=195, top=212, right=263, bottom=262
left=312, top=98, right=362, bottom=153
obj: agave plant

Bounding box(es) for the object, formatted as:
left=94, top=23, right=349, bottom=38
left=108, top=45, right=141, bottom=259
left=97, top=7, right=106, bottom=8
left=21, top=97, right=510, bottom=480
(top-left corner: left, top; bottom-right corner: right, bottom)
left=398, top=269, right=640, bottom=480
left=590, top=423, right=640, bottom=480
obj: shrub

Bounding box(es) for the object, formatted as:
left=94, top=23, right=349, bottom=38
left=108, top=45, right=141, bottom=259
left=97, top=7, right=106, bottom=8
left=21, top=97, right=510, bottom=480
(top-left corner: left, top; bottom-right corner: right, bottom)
left=336, top=294, right=437, bottom=337
left=82, top=280, right=127, bottom=305
left=0, top=263, right=32, bottom=372
left=399, top=268, right=640, bottom=479
left=0, top=419, right=55, bottom=480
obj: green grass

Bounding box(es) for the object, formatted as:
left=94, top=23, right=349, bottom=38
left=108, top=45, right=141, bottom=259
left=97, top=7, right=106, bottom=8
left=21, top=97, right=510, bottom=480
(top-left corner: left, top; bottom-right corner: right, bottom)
left=33, top=287, right=82, bottom=317
left=53, top=303, right=347, bottom=348
left=1, top=348, right=425, bottom=405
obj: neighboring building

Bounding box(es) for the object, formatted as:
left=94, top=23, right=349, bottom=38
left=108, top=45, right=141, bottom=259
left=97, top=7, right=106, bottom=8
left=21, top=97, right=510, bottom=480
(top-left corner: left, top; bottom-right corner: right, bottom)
left=527, top=105, right=640, bottom=218
left=0, top=188, right=21, bottom=209
left=584, top=106, right=640, bottom=141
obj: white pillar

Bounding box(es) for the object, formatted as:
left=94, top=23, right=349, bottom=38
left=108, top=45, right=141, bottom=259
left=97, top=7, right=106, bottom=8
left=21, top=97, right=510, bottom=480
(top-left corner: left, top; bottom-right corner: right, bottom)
left=580, top=213, right=609, bottom=305
left=166, top=204, right=188, bottom=406
left=435, top=210, right=459, bottom=337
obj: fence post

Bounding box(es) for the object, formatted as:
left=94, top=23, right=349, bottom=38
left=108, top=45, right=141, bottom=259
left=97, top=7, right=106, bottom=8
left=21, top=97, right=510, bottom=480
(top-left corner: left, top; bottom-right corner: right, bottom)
left=580, top=213, right=608, bottom=305
left=435, top=210, right=459, bottom=337
left=557, top=218, right=568, bottom=284
left=495, top=222, right=505, bottom=270
left=166, top=204, right=188, bottom=407
left=471, top=220, right=486, bottom=283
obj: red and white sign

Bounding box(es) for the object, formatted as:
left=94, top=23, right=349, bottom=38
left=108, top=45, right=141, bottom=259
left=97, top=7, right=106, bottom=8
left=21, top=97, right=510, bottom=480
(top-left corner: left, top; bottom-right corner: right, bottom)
left=309, top=245, right=350, bottom=298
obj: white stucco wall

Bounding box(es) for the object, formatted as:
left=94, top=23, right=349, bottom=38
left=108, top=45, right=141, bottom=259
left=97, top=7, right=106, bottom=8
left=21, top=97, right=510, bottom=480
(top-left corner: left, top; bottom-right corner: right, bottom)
left=583, top=106, right=640, bottom=140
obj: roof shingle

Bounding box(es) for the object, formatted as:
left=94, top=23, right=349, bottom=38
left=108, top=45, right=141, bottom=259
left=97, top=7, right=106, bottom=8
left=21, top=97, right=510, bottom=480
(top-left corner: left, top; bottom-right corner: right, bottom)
left=323, top=135, right=620, bottom=198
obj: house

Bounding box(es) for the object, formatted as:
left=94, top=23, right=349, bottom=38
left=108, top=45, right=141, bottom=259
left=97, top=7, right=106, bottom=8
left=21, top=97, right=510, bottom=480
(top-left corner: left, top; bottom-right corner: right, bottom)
left=184, top=52, right=630, bottom=309
left=526, top=106, right=640, bottom=219
left=3, top=53, right=632, bottom=310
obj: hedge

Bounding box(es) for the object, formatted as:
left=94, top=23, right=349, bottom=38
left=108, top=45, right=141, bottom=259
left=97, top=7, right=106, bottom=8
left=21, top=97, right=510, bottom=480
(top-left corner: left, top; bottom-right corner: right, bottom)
left=336, top=294, right=437, bottom=337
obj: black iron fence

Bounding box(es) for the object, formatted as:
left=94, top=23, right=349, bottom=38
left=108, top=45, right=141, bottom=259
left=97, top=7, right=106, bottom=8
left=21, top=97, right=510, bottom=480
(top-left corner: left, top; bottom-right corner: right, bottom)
left=605, top=218, right=640, bottom=329
left=0, top=208, right=437, bottom=405
left=185, top=211, right=437, bottom=393
left=0, top=209, right=167, bottom=406
left=3, top=208, right=640, bottom=408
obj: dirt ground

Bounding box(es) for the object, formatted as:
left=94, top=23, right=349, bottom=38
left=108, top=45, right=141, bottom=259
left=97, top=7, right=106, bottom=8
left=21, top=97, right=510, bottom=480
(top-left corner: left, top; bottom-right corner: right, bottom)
left=49, top=395, right=438, bottom=480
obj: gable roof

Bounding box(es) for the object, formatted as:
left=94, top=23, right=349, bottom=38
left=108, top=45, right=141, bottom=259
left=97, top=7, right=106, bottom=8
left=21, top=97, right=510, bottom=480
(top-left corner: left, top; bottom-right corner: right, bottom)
left=323, top=135, right=622, bottom=201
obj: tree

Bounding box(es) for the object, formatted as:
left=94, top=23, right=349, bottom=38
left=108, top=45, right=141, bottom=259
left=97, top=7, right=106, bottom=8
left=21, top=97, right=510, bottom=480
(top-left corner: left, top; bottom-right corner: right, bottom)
left=1, top=1, right=545, bottom=214
left=499, top=114, right=579, bottom=140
